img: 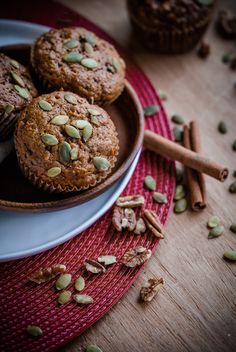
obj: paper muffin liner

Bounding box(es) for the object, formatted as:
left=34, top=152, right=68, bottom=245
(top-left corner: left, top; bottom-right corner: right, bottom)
left=0, top=110, right=19, bottom=142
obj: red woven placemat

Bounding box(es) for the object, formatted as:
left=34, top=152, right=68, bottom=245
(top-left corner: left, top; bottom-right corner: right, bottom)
left=0, top=1, right=175, bottom=351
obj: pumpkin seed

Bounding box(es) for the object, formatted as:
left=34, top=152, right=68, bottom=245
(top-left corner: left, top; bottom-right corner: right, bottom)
left=64, top=93, right=77, bottom=105
left=73, top=294, right=94, bottom=304
left=63, top=38, right=79, bottom=49
left=26, top=325, right=43, bottom=337
left=87, top=108, right=100, bottom=116
left=55, top=273, right=72, bottom=290
left=58, top=290, right=72, bottom=305
left=97, top=255, right=117, bottom=265
left=93, top=156, right=110, bottom=171
left=223, top=250, right=236, bottom=261
left=51, top=115, right=69, bottom=125
left=208, top=225, right=224, bottom=239
left=232, top=140, right=236, bottom=151
left=229, top=181, right=236, bottom=193
left=10, top=59, right=19, bottom=69
left=222, top=52, right=234, bottom=64
left=85, top=33, right=96, bottom=46
left=41, top=133, right=58, bottom=146
left=63, top=52, right=83, bottom=63
left=81, top=58, right=98, bottom=69
left=173, top=126, right=183, bottom=142
left=174, top=184, right=186, bottom=200
left=14, top=85, right=29, bottom=99
left=84, top=42, right=94, bottom=54
left=73, top=119, right=89, bottom=129
left=230, top=223, right=236, bottom=233
left=153, top=192, right=168, bottom=204
left=112, top=57, right=120, bottom=71
left=176, top=167, right=183, bottom=182
left=83, top=123, right=93, bottom=142
left=171, top=114, right=184, bottom=125
left=75, top=276, right=85, bottom=291
left=158, top=90, right=167, bottom=101
left=38, top=100, right=52, bottom=111
left=59, top=142, right=71, bottom=162
left=65, top=125, right=80, bottom=138
left=4, top=104, right=14, bottom=117
left=218, top=121, right=228, bottom=134
left=143, top=104, right=160, bottom=117
left=11, top=71, right=25, bottom=87
left=196, top=0, right=214, bottom=5
left=90, top=115, right=100, bottom=126
left=207, top=215, right=220, bottom=228
left=174, top=198, right=187, bottom=213
left=86, top=345, right=103, bottom=352
left=144, top=175, right=156, bottom=191
left=47, top=167, right=61, bottom=177
left=71, top=146, right=79, bottom=161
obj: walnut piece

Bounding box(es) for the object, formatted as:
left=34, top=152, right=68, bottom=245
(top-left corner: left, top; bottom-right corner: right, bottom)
left=122, top=246, right=152, bottom=268
left=140, top=277, right=164, bottom=302
left=217, top=9, right=236, bottom=39
left=143, top=209, right=164, bottom=239
left=84, top=259, right=106, bottom=274
left=112, top=206, right=136, bottom=231
left=116, top=195, right=145, bottom=208
left=29, top=264, right=66, bottom=284
left=134, top=217, right=146, bottom=235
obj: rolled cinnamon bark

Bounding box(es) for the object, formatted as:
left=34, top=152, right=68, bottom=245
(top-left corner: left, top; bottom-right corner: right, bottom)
left=144, top=130, right=228, bottom=182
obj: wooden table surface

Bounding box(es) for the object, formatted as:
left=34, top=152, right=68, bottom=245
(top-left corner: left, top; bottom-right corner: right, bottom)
left=58, top=1, right=236, bottom=351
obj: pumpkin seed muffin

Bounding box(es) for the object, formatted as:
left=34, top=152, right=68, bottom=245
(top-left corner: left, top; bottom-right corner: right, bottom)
left=0, top=53, right=38, bottom=141
left=15, top=91, right=119, bottom=193
left=31, top=27, right=126, bottom=106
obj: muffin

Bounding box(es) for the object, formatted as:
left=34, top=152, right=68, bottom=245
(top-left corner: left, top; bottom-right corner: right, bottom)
left=0, top=53, right=38, bottom=141
left=31, top=27, right=126, bottom=106
left=127, top=0, right=216, bottom=54
left=15, top=91, right=119, bottom=193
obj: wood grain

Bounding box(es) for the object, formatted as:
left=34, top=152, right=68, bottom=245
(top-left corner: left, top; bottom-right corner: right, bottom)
left=57, top=0, right=236, bottom=351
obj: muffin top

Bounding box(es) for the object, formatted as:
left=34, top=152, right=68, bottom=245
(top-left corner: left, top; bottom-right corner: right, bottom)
left=31, top=27, right=126, bottom=105
left=0, top=53, right=38, bottom=116
left=127, top=0, right=215, bottom=30
left=15, top=91, right=119, bottom=191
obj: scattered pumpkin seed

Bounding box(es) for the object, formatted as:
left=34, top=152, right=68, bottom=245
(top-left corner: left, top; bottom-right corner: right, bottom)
left=196, top=0, right=214, bottom=6
left=173, top=126, right=183, bottom=142
left=174, top=184, right=186, bottom=200
left=230, top=223, right=236, bottom=233
left=222, top=52, right=233, bottom=64
left=232, top=140, right=236, bottom=151
left=11, top=71, right=25, bottom=87
left=64, top=93, right=77, bottom=105
left=174, top=198, right=187, bottom=213
left=83, top=123, right=93, bottom=142
left=10, top=59, right=19, bottom=69
left=63, top=38, right=79, bottom=49
left=87, top=108, right=100, bottom=116
left=47, top=167, right=61, bottom=178
left=41, top=133, right=58, bottom=146
left=51, top=115, right=69, bottom=125
left=223, top=250, right=236, bottom=261
left=57, top=290, right=72, bottom=305
left=171, top=114, right=184, bottom=125
left=143, top=104, right=160, bottom=117
left=158, top=90, right=167, bottom=101
left=97, top=255, right=117, bottom=265
left=144, top=175, right=156, bottom=191
left=84, top=42, right=94, bottom=54
left=91, top=115, right=100, bottom=126
left=176, top=167, right=183, bottom=182
left=59, top=142, right=71, bottom=162
left=55, top=273, right=72, bottom=290
left=26, top=325, right=43, bottom=337
left=73, top=119, right=89, bottom=129
left=14, top=85, right=29, bottom=99
left=218, top=121, right=228, bottom=134
left=86, top=345, right=103, bottom=352
left=75, top=276, right=85, bottom=291
left=153, top=192, right=168, bottom=204
left=81, top=58, right=98, bottom=69
left=229, top=181, right=236, bottom=193
left=63, top=52, right=83, bottom=63
left=74, top=294, right=94, bottom=304
left=85, top=33, right=96, bottom=46
left=65, top=125, right=81, bottom=138
left=208, top=225, right=224, bottom=239
left=93, top=156, right=110, bottom=171
left=207, top=215, right=220, bottom=228
left=38, top=100, right=53, bottom=111
left=71, top=146, right=79, bottom=161
left=4, top=104, right=14, bottom=117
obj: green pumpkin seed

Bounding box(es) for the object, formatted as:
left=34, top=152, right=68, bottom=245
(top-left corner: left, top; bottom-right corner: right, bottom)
left=81, top=58, right=98, bottom=69
left=87, top=108, right=100, bottom=116
left=218, top=121, right=228, bottom=134
left=229, top=181, right=236, bottom=193
left=14, top=84, right=29, bottom=99
left=174, top=198, right=187, bottom=213
left=173, top=126, right=183, bottom=142
left=41, top=133, right=58, bottom=146
left=86, top=345, right=103, bottom=352
left=223, top=250, right=236, bottom=261
left=47, top=167, right=61, bottom=177
left=84, top=42, right=94, bottom=54
left=58, top=290, right=72, bottom=305
left=153, top=192, right=168, bottom=204
left=51, top=115, right=69, bottom=125
left=232, top=140, right=236, bottom=151
left=59, top=142, right=71, bottom=162
left=171, top=114, right=184, bottom=125
left=83, top=123, right=93, bottom=142
left=207, top=215, right=220, bottom=228
left=93, top=156, right=110, bottom=171
left=75, top=276, right=85, bottom=291
left=196, top=0, right=214, bottom=5
left=26, top=325, right=43, bottom=337
left=73, top=119, right=89, bottom=129
left=208, top=225, right=224, bottom=239
left=71, top=146, right=79, bottom=161
left=143, top=104, right=160, bottom=117
left=144, top=175, right=156, bottom=191
left=230, top=223, right=236, bottom=233
left=222, top=52, right=234, bottom=64
left=176, top=167, right=183, bottom=182
left=74, top=294, right=94, bottom=304
left=55, top=273, right=72, bottom=290
left=98, top=255, right=117, bottom=265
left=4, top=104, right=14, bottom=117
left=90, top=115, right=100, bottom=126
left=11, top=71, right=25, bottom=87
left=63, top=52, right=83, bottom=63
left=85, top=33, right=96, bottom=46
left=174, top=184, right=186, bottom=200
left=64, top=93, right=77, bottom=105
left=112, top=57, right=120, bottom=72
left=63, top=38, right=79, bottom=49
left=65, top=125, right=80, bottom=138
left=10, top=59, right=19, bottom=69
left=158, top=90, right=167, bottom=101
left=38, top=100, right=53, bottom=111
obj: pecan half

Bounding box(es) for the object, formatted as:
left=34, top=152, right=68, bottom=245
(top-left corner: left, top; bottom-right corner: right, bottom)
left=134, top=217, right=146, bottom=235
left=84, top=259, right=106, bottom=274
left=122, top=246, right=152, bottom=268
left=143, top=209, right=164, bottom=239
left=116, top=195, right=145, bottom=208
left=140, top=277, right=164, bottom=302
left=29, top=264, right=66, bottom=284
left=112, top=206, right=136, bottom=231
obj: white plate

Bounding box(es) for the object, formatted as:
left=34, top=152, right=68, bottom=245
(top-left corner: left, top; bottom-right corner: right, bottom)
left=0, top=20, right=141, bottom=262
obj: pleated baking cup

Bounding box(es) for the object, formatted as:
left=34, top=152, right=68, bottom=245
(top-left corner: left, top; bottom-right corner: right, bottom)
left=0, top=110, right=19, bottom=141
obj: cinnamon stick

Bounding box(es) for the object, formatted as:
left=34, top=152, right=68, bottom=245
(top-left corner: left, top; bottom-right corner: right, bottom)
left=144, top=130, right=228, bottom=182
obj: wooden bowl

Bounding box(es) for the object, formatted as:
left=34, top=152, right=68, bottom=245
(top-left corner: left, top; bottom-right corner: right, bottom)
left=0, top=44, right=144, bottom=212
